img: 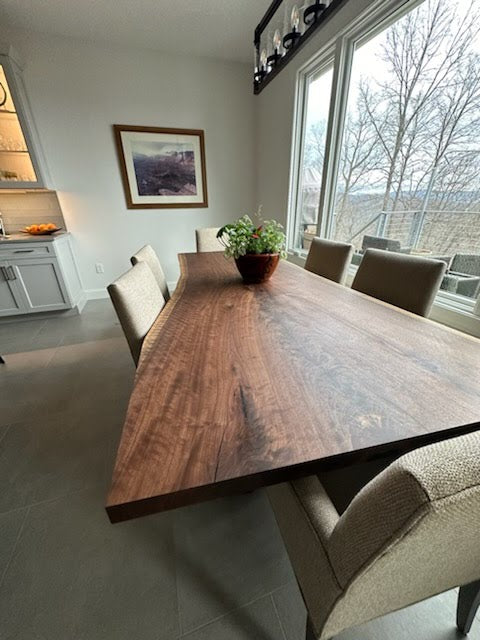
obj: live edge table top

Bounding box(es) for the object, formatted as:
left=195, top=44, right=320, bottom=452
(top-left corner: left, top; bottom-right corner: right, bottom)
left=106, top=252, right=480, bottom=523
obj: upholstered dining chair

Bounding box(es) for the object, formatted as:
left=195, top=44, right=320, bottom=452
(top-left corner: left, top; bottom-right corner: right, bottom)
left=107, top=262, right=165, bottom=366
left=352, top=248, right=446, bottom=316
left=131, top=244, right=170, bottom=302
left=304, top=238, right=354, bottom=284
left=195, top=227, right=222, bottom=252
left=268, top=430, right=480, bottom=640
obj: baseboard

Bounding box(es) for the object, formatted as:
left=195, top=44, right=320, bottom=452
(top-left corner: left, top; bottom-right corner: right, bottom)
left=75, top=291, right=88, bottom=313
left=84, top=288, right=109, bottom=300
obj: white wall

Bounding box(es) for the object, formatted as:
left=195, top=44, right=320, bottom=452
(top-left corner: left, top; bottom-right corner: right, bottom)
left=0, top=27, right=256, bottom=293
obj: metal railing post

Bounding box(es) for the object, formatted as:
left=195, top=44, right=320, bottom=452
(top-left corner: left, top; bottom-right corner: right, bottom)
left=409, top=210, right=426, bottom=249
left=376, top=211, right=388, bottom=237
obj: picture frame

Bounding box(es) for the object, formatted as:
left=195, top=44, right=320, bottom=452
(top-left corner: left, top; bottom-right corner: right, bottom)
left=113, top=125, right=208, bottom=209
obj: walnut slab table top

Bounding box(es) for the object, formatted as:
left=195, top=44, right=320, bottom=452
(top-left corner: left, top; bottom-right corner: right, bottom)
left=106, top=252, right=480, bottom=523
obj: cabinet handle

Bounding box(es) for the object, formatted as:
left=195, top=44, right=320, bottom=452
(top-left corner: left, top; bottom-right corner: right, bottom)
left=0, top=266, right=8, bottom=280
left=7, top=266, right=16, bottom=280
left=14, top=249, right=34, bottom=253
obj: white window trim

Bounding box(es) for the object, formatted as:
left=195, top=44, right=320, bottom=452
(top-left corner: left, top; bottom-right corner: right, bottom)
left=287, top=0, right=480, bottom=331
left=286, top=48, right=336, bottom=250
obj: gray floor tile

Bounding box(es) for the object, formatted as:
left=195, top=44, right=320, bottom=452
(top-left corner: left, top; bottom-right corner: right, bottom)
left=271, top=581, right=305, bottom=640
left=182, top=595, right=284, bottom=640
left=0, top=507, right=28, bottom=581
left=0, top=406, right=124, bottom=513
left=0, top=318, right=46, bottom=354
left=0, top=487, right=179, bottom=640
left=273, top=581, right=479, bottom=640
left=0, top=422, right=9, bottom=445
left=0, top=300, right=120, bottom=355
left=337, top=590, right=476, bottom=640
left=59, top=324, right=124, bottom=347
left=0, top=326, right=63, bottom=354
left=37, top=337, right=134, bottom=416
left=80, top=299, right=117, bottom=318
left=38, top=314, right=123, bottom=348
left=0, top=347, right=57, bottom=373
left=0, top=370, right=46, bottom=426
left=175, top=490, right=294, bottom=633
left=0, top=337, right=133, bottom=426
left=46, top=334, right=129, bottom=370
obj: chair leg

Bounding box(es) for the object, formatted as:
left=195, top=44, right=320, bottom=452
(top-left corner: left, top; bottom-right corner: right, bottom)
left=457, top=580, right=480, bottom=634
left=306, top=617, right=317, bottom=640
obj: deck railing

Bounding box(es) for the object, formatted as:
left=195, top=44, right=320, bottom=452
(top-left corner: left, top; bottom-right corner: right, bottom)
left=343, top=209, right=480, bottom=255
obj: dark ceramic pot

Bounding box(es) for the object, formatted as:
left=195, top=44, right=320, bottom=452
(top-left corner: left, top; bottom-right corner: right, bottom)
left=234, top=253, right=280, bottom=284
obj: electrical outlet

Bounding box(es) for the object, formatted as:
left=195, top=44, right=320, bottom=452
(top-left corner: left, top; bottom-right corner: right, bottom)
left=95, top=263, right=104, bottom=274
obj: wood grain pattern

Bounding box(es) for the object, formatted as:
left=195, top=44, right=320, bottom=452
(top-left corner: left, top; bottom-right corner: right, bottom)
left=106, top=252, right=480, bottom=522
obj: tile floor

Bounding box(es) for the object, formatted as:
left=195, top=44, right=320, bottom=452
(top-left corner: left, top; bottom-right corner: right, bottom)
left=0, top=300, right=478, bottom=639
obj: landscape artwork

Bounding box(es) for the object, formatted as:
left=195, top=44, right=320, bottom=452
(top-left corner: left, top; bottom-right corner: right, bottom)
left=114, top=125, right=208, bottom=209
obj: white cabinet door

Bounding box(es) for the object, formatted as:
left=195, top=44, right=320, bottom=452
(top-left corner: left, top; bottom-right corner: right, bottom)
left=12, top=257, right=71, bottom=312
left=0, top=262, right=25, bottom=316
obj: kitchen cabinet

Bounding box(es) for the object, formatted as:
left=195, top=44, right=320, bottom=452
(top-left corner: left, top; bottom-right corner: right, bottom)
left=0, top=45, right=49, bottom=189
left=0, top=264, right=24, bottom=314
left=0, top=233, right=83, bottom=317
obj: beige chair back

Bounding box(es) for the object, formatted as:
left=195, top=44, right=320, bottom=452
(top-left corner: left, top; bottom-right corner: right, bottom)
left=268, top=430, right=480, bottom=639
left=107, top=262, right=165, bottom=366
left=352, top=248, right=446, bottom=316
left=304, top=237, right=354, bottom=284
left=326, top=431, right=480, bottom=637
left=195, top=227, right=222, bottom=252
left=131, top=244, right=170, bottom=301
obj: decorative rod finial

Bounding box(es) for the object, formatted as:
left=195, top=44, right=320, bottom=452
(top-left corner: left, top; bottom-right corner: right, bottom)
left=304, top=1, right=327, bottom=26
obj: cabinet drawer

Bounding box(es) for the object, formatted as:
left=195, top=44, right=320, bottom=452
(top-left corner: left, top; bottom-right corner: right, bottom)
left=0, top=243, right=54, bottom=259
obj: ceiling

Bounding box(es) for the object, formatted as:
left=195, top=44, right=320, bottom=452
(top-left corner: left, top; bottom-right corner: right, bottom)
left=0, top=0, right=272, bottom=63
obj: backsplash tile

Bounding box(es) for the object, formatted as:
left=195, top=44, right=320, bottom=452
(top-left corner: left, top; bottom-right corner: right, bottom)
left=0, top=191, right=65, bottom=233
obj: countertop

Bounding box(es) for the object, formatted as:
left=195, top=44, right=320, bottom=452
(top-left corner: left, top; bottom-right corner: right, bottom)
left=0, top=231, right=69, bottom=244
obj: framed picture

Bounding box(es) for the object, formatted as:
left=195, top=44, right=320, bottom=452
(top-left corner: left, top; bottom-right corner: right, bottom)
left=113, top=125, right=208, bottom=209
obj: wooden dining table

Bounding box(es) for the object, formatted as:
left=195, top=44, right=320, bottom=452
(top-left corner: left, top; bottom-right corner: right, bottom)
left=106, top=252, right=480, bottom=523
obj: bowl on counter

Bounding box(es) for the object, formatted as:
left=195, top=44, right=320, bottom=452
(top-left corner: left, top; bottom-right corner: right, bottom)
left=21, top=224, right=62, bottom=236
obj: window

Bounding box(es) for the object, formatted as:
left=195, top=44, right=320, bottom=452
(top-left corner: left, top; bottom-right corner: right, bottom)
left=291, top=0, right=480, bottom=311
left=291, top=64, right=333, bottom=252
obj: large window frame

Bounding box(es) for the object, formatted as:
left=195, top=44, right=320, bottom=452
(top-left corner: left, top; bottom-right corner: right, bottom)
left=287, top=50, right=335, bottom=251
left=288, top=0, right=480, bottom=323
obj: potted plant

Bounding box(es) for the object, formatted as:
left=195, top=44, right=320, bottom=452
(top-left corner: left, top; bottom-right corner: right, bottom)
left=217, top=213, right=287, bottom=283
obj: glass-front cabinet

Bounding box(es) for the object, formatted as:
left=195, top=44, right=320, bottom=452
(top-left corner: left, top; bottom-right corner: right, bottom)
left=0, top=47, right=48, bottom=189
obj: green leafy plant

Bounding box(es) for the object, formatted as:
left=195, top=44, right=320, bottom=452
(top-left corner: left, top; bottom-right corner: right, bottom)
left=217, top=213, right=287, bottom=259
